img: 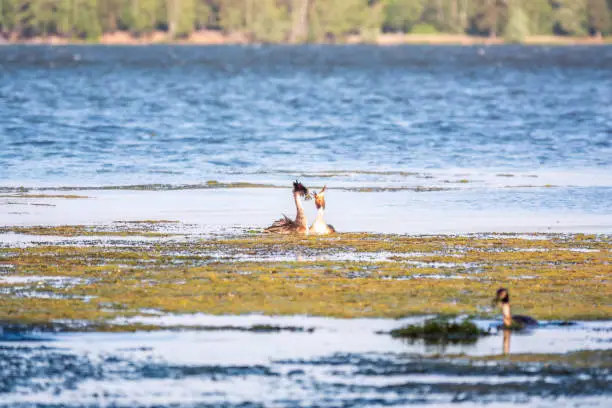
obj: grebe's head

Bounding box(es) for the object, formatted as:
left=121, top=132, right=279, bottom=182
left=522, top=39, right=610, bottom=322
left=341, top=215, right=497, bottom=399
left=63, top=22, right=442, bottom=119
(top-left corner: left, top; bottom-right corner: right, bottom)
left=293, top=180, right=311, bottom=200
left=312, top=185, right=327, bottom=210
left=494, top=288, right=510, bottom=305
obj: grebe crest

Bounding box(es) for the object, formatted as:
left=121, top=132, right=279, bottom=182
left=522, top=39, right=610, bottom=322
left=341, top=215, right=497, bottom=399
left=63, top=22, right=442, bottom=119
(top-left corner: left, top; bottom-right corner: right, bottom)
left=293, top=180, right=310, bottom=200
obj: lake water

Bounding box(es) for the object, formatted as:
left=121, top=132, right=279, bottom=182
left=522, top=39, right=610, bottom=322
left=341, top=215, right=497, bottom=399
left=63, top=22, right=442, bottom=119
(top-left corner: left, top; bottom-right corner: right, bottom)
left=2, top=317, right=612, bottom=407
left=1, top=45, right=611, bottom=184
left=1, top=46, right=611, bottom=407
left=1, top=45, right=611, bottom=233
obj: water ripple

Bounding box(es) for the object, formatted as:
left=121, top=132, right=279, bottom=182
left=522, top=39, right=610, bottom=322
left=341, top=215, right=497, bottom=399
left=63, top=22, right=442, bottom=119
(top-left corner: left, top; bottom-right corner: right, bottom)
left=1, top=46, right=611, bottom=186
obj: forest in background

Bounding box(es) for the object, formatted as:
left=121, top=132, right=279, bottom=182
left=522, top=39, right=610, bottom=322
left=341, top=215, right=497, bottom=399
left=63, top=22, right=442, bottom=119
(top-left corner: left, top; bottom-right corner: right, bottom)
left=0, top=0, right=611, bottom=43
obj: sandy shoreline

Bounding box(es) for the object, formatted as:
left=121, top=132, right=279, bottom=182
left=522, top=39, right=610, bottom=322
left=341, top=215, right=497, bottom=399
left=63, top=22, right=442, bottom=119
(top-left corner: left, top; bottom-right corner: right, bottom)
left=1, top=31, right=610, bottom=46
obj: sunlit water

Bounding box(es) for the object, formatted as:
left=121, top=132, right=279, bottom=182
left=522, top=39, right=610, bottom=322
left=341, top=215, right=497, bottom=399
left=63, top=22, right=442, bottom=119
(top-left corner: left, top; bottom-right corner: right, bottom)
left=2, top=45, right=612, bottom=406
left=1, top=317, right=611, bottom=407
left=1, top=45, right=611, bottom=233
left=1, top=45, right=611, bottom=185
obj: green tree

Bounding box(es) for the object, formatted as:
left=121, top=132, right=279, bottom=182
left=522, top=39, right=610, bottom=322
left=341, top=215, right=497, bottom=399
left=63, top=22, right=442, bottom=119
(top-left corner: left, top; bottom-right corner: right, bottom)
left=421, top=0, right=456, bottom=32
left=194, top=0, right=212, bottom=29
left=437, top=0, right=472, bottom=33
left=383, top=0, right=426, bottom=32
left=289, top=0, right=309, bottom=42
left=521, top=0, right=553, bottom=35
left=218, top=0, right=247, bottom=33
left=98, top=0, right=122, bottom=32
left=218, top=0, right=291, bottom=41
left=2, top=0, right=56, bottom=36
left=587, top=0, right=610, bottom=36
left=166, top=0, right=195, bottom=38
left=471, top=0, right=507, bottom=38
left=251, top=0, right=290, bottom=42
left=553, top=0, right=588, bottom=36
left=505, top=1, right=529, bottom=42
left=0, top=0, right=14, bottom=35
left=10, top=0, right=36, bottom=36
left=57, top=0, right=102, bottom=39
left=0, top=0, right=611, bottom=41
left=122, top=0, right=161, bottom=35
left=361, top=0, right=383, bottom=41
left=309, top=0, right=368, bottom=41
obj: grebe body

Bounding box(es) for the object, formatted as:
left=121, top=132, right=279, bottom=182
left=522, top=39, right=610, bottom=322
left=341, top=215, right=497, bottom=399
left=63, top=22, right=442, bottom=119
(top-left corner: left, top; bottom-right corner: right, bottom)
left=309, top=186, right=335, bottom=235
left=265, top=181, right=310, bottom=235
left=494, top=288, right=539, bottom=329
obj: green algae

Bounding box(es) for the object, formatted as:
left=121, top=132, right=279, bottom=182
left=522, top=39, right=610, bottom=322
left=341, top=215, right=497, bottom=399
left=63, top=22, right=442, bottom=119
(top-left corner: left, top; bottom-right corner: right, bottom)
left=0, top=182, right=278, bottom=193
left=503, top=184, right=558, bottom=188
left=268, top=169, right=423, bottom=177
left=0, top=194, right=88, bottom=199
left=337, top=186, right=451, bottom=192
left=447, top=349, right=612, bottom=369
left=0, top=229, right=610, bottom=330
left=0, top=225, right=173, bottom=237
left=389, top=318, right=489, bottom=342
left=114, top=220, right=180, bottom=224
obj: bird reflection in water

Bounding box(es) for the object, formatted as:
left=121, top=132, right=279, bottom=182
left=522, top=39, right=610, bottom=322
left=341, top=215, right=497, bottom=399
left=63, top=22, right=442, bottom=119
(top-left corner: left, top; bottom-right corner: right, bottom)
left=503, top=329, right=511, bottom=355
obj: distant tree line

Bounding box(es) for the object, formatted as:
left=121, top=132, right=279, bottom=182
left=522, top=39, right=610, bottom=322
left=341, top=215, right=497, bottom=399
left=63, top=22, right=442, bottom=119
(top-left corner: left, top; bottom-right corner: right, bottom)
left=0, top=0, right=611, bottom=42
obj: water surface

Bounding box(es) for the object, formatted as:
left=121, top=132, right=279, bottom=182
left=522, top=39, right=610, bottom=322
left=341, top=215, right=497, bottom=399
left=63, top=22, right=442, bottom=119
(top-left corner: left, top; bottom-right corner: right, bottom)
left=1, top=45, right=611, bottom=186
left=1, top=317, right=611, bottom=407
left=1, top=45, right=611, bottom=407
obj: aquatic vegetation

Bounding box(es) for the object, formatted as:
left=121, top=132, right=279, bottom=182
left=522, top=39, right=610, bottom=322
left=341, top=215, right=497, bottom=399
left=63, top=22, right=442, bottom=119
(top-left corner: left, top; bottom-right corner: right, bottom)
left=0, top=225, right=173, bottom=237
left=0, top=194, right=88, bottom=199
left=453, top=350, right=612, bottom=369
left=503, top=184, right=557, bottom=188
left=338, top=186, right=451, bottom=192
left=389, top=318, right=489, bottom=342
left=0, top=182, right=277, bottom=192
left=115, top=220, right=179, bottom=224
left=194, top=324, right=315, bottom=333
left=0, top=228, right=610, bottom=331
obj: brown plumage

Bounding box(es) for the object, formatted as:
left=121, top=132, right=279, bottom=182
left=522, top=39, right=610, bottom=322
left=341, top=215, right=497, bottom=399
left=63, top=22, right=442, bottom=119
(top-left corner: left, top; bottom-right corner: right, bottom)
left=265, top=180, right=311, bottom=235
left=309, top=185, right=336, bottom=235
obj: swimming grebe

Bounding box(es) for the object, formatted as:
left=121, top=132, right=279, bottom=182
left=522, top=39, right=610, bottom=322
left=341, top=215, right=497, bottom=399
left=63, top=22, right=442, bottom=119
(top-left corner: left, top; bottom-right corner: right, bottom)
left=494, top=288, right=538, bottom=328
left=264, top=180, right=310, bottom=235
left=309, top=186, right=336, bottom=235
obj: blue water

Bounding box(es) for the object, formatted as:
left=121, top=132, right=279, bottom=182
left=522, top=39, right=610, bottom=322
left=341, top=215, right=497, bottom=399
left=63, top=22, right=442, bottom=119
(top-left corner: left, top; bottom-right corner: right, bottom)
left=1, top=45, right=611, bottom=187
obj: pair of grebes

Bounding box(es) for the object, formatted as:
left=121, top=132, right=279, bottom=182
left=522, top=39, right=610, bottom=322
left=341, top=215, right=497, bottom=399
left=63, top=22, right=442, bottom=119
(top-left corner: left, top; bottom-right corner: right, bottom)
left=265, top=181, right=537, bottom=330
left=265, top=180, right=335, bottom=235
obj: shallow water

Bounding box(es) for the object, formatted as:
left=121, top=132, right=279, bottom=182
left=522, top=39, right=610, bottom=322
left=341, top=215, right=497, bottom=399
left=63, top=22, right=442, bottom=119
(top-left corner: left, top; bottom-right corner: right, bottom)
left=2, top=46, right=612, bottom=235
left=1, top=45, right=612, bottom=185
left=2, top=45, right=612, bottom=406
left=1, top=46, right=612, bottom=233
left=1, top=316, right=611, bottom=407
left=2, top=187, right=611, bottom=234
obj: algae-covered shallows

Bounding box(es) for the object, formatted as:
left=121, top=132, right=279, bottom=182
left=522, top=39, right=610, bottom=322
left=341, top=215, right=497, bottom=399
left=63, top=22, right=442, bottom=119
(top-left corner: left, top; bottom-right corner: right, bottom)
left=0, top=227, right=610, bottom=331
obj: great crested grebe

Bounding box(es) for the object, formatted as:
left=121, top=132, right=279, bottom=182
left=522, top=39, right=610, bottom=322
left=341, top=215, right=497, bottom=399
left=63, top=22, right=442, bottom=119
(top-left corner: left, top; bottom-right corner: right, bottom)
left=309, top=186, right=336, bottom=235
left=494, top=288, right=538, bottom=328
left=264, top=180, right=311, bottom=235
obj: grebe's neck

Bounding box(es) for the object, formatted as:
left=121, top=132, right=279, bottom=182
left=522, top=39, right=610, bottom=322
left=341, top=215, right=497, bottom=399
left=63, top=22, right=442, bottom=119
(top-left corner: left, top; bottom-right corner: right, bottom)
left=294, top=192, right=307, bottom=228
left=502, top=303, right=512, bottom=327
left=314, top=207, right=325, bottom=224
